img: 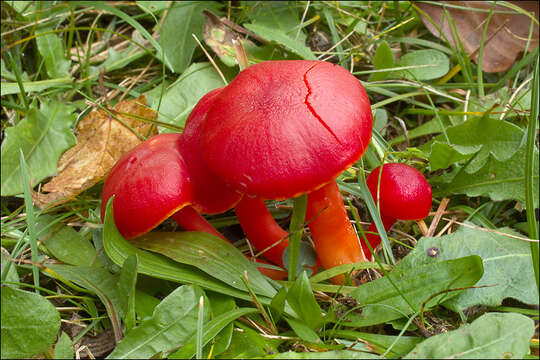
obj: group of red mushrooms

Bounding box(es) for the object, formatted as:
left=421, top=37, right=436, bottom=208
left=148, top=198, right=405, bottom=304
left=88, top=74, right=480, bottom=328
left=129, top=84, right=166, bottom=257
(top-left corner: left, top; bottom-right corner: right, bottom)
left=101, top=60, right=432, bottom=284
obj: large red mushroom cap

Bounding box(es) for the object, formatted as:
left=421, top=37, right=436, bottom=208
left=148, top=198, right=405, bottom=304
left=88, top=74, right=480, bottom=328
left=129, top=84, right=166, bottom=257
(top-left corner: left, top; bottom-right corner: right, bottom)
left=101, top=133, right=193, bottom=239
left=180, top=88, right=242, bottom=214
left=366, top=163, right=432, bottom=221
left=201, top=60, right=373, bottom=199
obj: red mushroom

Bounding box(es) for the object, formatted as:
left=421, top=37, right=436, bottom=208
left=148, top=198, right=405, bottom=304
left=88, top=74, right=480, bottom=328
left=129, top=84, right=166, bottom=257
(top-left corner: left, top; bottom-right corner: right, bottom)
left=362, top=163, right=432, bottom=259
left=200, top=60, right=373, bottom=283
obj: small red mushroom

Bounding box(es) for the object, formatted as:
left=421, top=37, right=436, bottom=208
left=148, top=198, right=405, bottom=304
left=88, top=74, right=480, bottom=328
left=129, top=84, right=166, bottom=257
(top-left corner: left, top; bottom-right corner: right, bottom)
left=200, top=60, right=373, bottom=283
left=362, top=163, right=432, bottom=259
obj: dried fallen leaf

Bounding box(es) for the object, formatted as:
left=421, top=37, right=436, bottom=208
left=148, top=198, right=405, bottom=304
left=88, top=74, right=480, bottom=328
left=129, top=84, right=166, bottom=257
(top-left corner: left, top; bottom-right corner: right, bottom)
left=33, top=95, right=157, bottom=208
left=202, top=10, right=256, bottom=67
left=417, top=1, right=539, bottom=73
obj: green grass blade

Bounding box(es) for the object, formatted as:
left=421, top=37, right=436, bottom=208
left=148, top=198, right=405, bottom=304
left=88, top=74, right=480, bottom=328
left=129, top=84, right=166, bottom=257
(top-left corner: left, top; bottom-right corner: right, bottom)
left=288, top=195, right=307, bottom=281
left=19, top=151, right=39, bottom=294
left=525, top=55, right=539, bottom=293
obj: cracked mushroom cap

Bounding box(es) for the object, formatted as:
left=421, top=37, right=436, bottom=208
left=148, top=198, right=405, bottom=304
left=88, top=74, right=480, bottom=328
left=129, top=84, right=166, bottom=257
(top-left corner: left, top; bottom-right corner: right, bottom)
left=201, top=60, right=373, bottom=199
left=101, top=133, right=193, bottom=239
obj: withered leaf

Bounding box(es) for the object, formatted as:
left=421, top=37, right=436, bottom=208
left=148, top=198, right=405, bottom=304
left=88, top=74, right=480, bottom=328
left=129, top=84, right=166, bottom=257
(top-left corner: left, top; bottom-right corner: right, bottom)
left=417, top=1, right=539, bottom=73
left=202, top=10, right=256, bottom=67
left=33, top=95, right=158, bottom=208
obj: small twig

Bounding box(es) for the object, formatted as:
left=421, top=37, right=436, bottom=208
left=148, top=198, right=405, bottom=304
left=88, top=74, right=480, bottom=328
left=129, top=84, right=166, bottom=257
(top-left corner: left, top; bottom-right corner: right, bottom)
left=443, top=218, right=539, bottom=242
left=427, top=198, right=450, bottom=237
left=417, top=219, right=429, bottom=237
left=242, top=271, right=277, bottom=335
left=191, top=33, right=228, bottom=85
left=436, top=217, right=456, bottom=237
left=319, top=29, right=355, bottom=61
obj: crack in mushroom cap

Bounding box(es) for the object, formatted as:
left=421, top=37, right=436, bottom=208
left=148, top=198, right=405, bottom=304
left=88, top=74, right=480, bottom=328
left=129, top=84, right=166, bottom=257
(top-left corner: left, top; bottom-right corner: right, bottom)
left=201, top=60, right=373, bottom=200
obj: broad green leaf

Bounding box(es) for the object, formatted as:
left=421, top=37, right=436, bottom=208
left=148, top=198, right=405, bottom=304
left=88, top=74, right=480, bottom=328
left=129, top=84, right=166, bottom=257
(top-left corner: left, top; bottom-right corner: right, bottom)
left=397, top=225, right=539, bottom=310
left=169, top=307, right=258, bottom=359
left=370, top=41, right=394, bottom=81
left=373, top=108, right=388, bottom=134
left=331, top=330, right=421, bottom=358
left=1, top=287, right=61, bottom=359
left=422, top=117, right=525, bottom=172
left=135, top=289, right=161, bottom=321
left=147, top=62, right=225, bottom=131
left=405, top=312, right=535, bottom=359
left=159, top=1, right=221, bottom=73
left=395, top=49, right=449, bottom=80
left=434, top=144, right=539, bottom=208
left=54, top=332, right=74, bottom=360
left=131, top=232, right=277, bottom=299
left=346, top=256, right=483, bottom=326
left=285, top=317, right=320, bottom=343
left=102, top=198, right=272, bottom=303
left=118, top=255, right=138, bottom=332
left=1, top=100, right=76, bottom=195
left=35, top=27, right=71, bottom=78
left=243, top=23, right=317, bottom=60
left=286, top=271, right=323, bottom=330
left=263, top=350, right=381, bottom=359
left=37, top=215, right=98, bottom=267
left=107, top=285, right=207, bottom=359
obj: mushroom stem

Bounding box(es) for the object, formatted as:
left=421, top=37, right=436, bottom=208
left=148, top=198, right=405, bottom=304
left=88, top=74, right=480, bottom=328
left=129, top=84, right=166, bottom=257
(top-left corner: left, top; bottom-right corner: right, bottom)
left=306, top=181, right=367, bottom=284
left=234, top=196, right=290, bottom=267
left=171, top=206, right=228, bottom=242
left=361, top=214, right=396, bottom=260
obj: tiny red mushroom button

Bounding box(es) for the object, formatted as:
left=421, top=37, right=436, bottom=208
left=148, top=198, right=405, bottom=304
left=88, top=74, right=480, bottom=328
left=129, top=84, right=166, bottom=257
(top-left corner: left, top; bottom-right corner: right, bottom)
left=362, top=163, right=433, bottom=258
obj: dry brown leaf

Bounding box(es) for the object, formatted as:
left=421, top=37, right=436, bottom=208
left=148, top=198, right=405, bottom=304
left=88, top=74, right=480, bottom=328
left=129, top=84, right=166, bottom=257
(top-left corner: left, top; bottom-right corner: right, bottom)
left=33, top=95, right=158, bottom=209
left=417, top=1, right=539, bottom=73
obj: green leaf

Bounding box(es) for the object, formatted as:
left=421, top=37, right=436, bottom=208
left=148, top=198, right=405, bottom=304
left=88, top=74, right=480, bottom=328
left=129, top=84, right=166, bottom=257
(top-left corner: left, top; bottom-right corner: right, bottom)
left=346, top=256, right=484, bottom=326
left=434, top=144, right=539, bottom=208
left=404, top=312, right=535, bottom=359
left=1, top=287, right=61, bottom=359
left=286, top=271, right=323, bottom=330
left=1, top=100, right=76, bottom=195
left=54, top=332, right=74, bottom=360
left=370, top=41, right=394, bottom=81
left=243, top=23, right=317, bottom=60
left=159, top=1, right=221, bottom=73
left=169, top=307, right=258, bottom=359
left=1, top=250, right=19, bottom=288
left=147, top=62, right=226, bottom=131
left=285, top=317, right=321, bottom=343
left=45, top=264, right=123, bottom=337
left=107, top=285, right=207, bottom=359
left=131, top=232, right=277, bottom=299
left=422, top=117, right=525, bottom=172
left=397, top=225, right=539, bottom=310
left=287, top=195, right=307, bottom=281
left=102, top=198, right=272, bottom=302
left=35, top=27, right=71, bottom=79
left=263, top=350, right=381, bottom=359
left=135, top=289, right=160, bottom=321
left=118, top=255, right=138, bottom=332
left=247, top=1, right=306, bottom=42
left=0, top=77, right=72, bottom=95
left=136, top=0, right=169, bottom=13
left=395, top=49, right=449, bottom=80
left=37, top=215, right=99, bottom=267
